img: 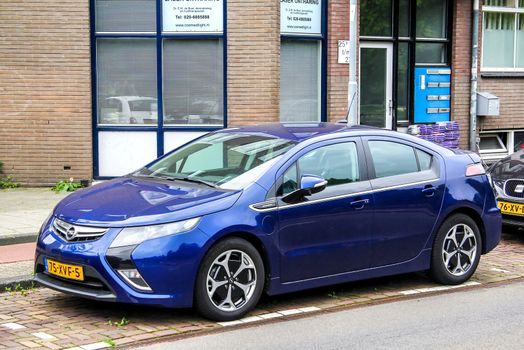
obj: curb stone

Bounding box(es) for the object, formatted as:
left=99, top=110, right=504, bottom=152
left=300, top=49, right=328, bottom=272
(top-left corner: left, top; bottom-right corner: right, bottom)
left=0, top=233, right=38, bottom=246
left=0, top=275, right=36, bottom=293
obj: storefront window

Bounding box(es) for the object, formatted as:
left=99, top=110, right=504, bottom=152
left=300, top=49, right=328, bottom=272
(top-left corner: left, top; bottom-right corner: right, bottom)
left=97, top=39, right=157, bottom=125
left=415, top=43, right=447, bottom=64
left=416, top=0, right=447, bottom=39
left=93, top=0, right=225, bottom=177
left=482, top=1, right=524, bottom=69
left=361, top=0, right=393, bottom=37
left=163, top=39, right=223, bottom=126
left=398, top=0, right=409, bottom=37
left=95, top=0, right=156, bottom=32
left=280, top=40, right=321, bottom=123
left=279, top=0, right=324, bottom=123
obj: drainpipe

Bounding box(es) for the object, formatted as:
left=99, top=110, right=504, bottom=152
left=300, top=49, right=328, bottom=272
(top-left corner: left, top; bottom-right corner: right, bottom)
left=469, top=0, right=480, bottom=151
left=347, top=0, right=358, bottom=125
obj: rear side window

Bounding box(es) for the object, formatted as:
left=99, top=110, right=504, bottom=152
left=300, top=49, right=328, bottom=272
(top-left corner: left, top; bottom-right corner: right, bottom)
left=416, top=149, right=432, bottom=171
left=369, top=141, right=432, bottom=178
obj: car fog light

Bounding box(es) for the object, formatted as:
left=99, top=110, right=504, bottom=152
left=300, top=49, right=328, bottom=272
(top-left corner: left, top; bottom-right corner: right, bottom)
left=117, top=269, right=152, bottom=292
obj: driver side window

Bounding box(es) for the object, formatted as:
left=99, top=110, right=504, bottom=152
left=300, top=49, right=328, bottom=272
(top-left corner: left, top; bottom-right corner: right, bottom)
left=278, top=142, right=360, bottom=196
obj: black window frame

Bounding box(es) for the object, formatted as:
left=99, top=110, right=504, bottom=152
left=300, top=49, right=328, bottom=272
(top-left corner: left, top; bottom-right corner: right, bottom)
left=359, top=0, right=454, bottom=128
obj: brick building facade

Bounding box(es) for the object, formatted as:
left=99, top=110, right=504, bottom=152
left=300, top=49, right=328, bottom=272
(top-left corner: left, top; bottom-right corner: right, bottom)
left=0, top=0, right=522, bottom=185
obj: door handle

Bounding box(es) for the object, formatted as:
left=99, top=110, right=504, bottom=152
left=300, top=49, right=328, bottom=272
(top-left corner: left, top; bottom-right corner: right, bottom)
left=350, top=198, right=369, bottom=210
left=422, top=185, right=435, bottom=197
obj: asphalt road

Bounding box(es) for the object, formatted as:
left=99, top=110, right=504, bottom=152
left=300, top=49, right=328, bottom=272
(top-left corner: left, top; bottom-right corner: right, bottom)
left=135, top=280, right=524, bottom=350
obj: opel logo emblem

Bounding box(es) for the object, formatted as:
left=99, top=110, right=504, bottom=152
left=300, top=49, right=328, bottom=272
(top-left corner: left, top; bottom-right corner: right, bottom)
left=65, top=226, right=77, bottom=241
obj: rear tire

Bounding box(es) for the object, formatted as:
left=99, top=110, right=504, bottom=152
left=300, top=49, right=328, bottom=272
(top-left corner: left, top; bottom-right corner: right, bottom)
left=195, top=238, right=265, bottom=321
left=430, top=214, right=482, bottom=285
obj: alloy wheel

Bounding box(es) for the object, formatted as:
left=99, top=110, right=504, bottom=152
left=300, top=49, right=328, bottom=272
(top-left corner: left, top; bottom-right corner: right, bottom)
left=442, top=223, right=477, bottom=277
left=206, top=249, right=257, bottom=312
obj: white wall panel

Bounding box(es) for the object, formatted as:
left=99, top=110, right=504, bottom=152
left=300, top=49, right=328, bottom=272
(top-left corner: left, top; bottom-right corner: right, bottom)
left=98, top=131, right=157, bottom=176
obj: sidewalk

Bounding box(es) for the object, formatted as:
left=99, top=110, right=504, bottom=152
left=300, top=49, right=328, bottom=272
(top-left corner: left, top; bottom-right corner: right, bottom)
left=0, top=188, right=68, bottom=290
left=0, top=188, right=67, bottom=245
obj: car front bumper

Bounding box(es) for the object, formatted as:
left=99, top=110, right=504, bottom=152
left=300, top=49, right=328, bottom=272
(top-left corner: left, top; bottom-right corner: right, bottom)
left=34, top=218, right=210, bottom=308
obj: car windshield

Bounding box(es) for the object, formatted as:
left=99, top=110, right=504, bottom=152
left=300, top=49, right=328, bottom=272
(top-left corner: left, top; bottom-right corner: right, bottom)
left=138, top=133, right=296, bottom=190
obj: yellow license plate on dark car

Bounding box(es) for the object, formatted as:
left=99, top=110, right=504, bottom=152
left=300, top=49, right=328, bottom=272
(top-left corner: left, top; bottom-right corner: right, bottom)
left=498, top=201, right=524, bottom=217
left=46, top=259, right=84, bottom=281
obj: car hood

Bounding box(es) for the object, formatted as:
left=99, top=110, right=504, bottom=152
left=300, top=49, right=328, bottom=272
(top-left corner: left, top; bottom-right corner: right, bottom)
left=53, top=177, right=242, bottom=227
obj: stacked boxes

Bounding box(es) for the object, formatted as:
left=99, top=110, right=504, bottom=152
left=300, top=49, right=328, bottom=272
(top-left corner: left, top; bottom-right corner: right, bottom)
left=408, top=121, right=460, bottom=149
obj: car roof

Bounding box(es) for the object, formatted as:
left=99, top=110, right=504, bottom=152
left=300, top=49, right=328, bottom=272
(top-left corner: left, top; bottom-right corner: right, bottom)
left=215, top=122, right=457, bottom=156
left=217, top=122, right=392, bottom=142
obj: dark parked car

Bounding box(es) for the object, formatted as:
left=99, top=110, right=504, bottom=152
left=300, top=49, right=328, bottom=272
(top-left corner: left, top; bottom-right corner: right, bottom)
left=488, top=150, right=524, bottom=229
left=35, top=123, right=501, bottom=321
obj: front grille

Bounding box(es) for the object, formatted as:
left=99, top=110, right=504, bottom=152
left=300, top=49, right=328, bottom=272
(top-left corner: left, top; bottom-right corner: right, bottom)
left=504, top=179, right=524, bottom=199
left=52, top=218, right=108, bottom=243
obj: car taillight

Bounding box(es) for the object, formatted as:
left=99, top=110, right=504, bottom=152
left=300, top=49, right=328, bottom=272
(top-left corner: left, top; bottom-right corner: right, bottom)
left=466, top=163, right=486, bottom=177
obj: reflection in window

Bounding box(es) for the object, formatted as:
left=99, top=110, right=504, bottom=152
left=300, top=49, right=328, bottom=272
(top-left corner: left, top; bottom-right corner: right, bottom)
left=360, top=0, right=393, bottom=37
left=483, top=12, right=515, bottom=68
left=96, top=0, right=156, bottom=33
left=97, top=39, right=157, bottom=125
left=416, top=0, right=447, bottom=39
left=278, top=142, right=360, bottom=195
left=163, top=39, right=224, bottom=126
left=369, top=141, right=418, bottom=178
left=479, top=134, right=507, bottom=153
left=416, top=149, right=432, bottom=171
left=416, top=43, right=446, bottom=64
left=280, top=40, right=321, bottom=122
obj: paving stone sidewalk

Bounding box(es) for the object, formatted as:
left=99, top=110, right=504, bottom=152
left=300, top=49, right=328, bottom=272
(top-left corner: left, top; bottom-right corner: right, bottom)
left=0, top=189, right=67, bottom=245
left=0, top=233, right=522, bottom=350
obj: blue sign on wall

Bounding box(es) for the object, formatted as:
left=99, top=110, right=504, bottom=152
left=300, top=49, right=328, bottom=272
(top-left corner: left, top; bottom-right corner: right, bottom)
left=414, top=67, right=451, bottom=123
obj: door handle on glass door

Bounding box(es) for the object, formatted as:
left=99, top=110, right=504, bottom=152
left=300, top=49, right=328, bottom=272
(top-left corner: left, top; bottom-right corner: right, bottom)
left=350, top=198, right=369, bottom=210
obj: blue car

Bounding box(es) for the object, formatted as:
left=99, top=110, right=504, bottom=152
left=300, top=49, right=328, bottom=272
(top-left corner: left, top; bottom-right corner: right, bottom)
left=35, top=123, right=501, bottom=321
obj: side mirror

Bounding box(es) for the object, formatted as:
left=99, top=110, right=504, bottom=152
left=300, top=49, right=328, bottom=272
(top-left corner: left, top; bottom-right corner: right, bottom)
left=282, top=174, right=327, bottom=203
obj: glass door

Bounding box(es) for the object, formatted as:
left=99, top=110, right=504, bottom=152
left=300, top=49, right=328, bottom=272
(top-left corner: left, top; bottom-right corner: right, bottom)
left=359, top=42, right=393, bottom=129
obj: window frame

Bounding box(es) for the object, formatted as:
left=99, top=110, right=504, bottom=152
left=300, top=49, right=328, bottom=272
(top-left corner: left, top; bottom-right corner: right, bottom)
left=362, top=136, right=439, bottom=186
left=274, top=137, right=368, bottom=202
left=279, top=0, right=327, bottom=123
left=90, top=0, right=227, bottom=178
left=482, top=3, right=524, bottom=71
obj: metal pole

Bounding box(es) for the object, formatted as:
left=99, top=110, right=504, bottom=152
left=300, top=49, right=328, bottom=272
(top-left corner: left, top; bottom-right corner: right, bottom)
left=469, top=0, right=479, bottom=151
left=347, top=0, right=358, bottom=125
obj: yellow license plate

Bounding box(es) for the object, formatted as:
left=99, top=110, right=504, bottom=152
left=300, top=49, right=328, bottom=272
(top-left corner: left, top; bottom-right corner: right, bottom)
left=46, top=259, right=84, bottom=281
left=498, top=201, right=524, bottom=217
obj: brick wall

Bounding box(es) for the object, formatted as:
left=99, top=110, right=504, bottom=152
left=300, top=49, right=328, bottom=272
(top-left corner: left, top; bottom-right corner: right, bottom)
left=327, top=0, right=350, bottom=122
left=0, top=0, right=92, bottom=186
left=226, top=0, right=280, bottom=126
left=478, top=79, right=524, bottom=130
left=451, top=0, right=473, bottom=149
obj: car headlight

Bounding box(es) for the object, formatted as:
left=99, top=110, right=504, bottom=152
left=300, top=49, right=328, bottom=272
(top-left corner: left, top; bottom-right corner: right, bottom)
left=109, top=217, right=201, bottom=248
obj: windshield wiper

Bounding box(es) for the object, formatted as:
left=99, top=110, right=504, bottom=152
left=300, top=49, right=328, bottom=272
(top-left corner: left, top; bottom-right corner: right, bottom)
left=165, top=176, right=219, bottom=189
left=133, top=171, right=218, bottom=189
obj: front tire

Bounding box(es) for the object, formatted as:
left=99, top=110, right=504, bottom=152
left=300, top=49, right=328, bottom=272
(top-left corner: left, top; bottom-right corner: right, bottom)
left=195, top=238, right=265, bottom=321
left=430, top=214, right=482, bottom=285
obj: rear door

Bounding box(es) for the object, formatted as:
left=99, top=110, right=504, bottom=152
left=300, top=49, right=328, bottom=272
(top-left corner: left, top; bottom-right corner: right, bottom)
left=276, top=137, right=374, bottom=282
left=362, top=137, right=445, bottom=267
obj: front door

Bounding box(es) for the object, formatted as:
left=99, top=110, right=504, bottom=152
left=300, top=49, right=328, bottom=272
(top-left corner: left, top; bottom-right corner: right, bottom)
left=359, top=42, right=393, bottom=129
left=276, top=138, right=374, bottom=283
